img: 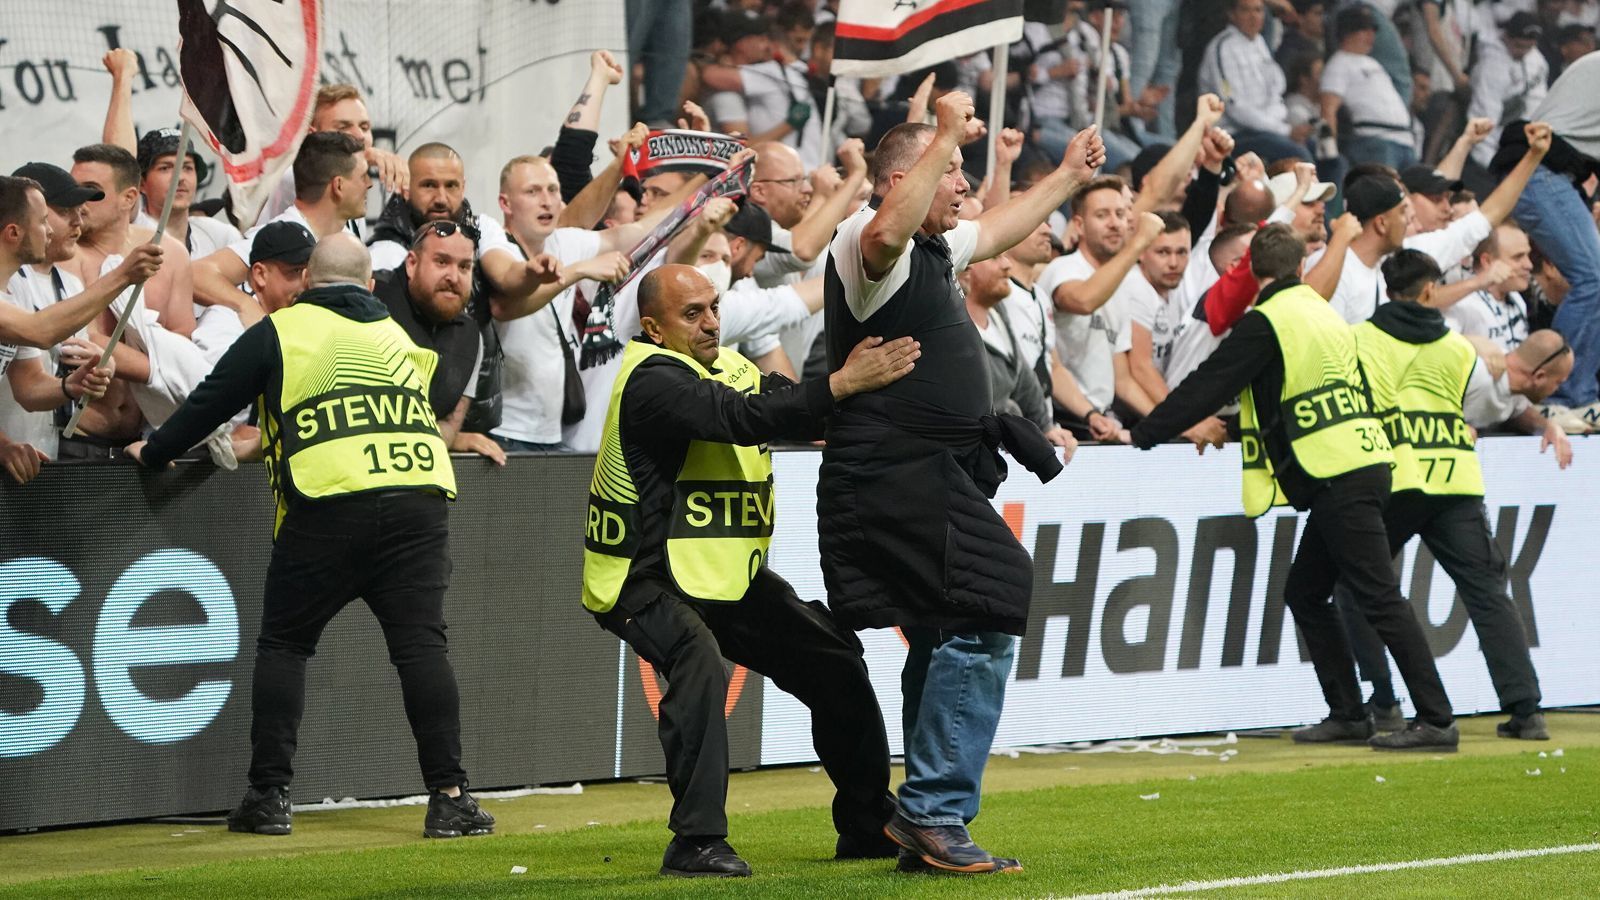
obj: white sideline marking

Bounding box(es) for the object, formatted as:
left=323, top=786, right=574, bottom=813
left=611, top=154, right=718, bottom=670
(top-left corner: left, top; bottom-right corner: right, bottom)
left=1063, top=843, right=1600, bottom=899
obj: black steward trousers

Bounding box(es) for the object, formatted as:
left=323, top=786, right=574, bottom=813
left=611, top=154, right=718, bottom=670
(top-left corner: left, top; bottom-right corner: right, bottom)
left=1282, top=466, right=1455, bottom=727
left=598, top=567, right=894, bottom=841
left=1335, top=492, right=1542, bottom=717
left=248, top=490, right=466, bottom=791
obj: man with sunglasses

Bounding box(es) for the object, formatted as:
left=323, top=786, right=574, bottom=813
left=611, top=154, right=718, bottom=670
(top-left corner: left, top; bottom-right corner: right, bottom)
left=373, top=220, right=502, bottom=464
left=1342, top=249, right=1572, bottom=743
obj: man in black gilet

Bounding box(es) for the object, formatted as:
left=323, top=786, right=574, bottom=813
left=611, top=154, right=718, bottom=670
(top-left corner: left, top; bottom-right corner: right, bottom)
left=819, top=91, right=1104, bottom=874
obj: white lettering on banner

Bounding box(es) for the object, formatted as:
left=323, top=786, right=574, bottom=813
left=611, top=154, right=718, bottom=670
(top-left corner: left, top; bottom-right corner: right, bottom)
left=760, top=438, right=1599, bottom=764
left=0, top=0, right=626, bottom=223
left=0, top=550, right=239, bottom=758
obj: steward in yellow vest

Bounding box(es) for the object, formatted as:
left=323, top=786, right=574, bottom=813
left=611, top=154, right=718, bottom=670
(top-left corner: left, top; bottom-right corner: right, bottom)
left=581, top=264, right=918, bottom=878
left=1343, top=249, right=1574, bottom=741
left=1130, top=224, right=1458, bottom=752
left=129, top=234, right=493, bottom=841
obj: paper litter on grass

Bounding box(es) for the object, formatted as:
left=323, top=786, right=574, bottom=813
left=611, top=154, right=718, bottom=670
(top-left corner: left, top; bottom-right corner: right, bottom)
left=1375, top=776, right=1386, bottom=783
left=509, top=866, right=527, bottom=875
left=1139, top=793, right=1160, bottom=801
left=1004, top=734, right=1239, bottom=758
left=1527, top=768, right=1542, bottom=776
left=292, top=783, right=583, bottom=812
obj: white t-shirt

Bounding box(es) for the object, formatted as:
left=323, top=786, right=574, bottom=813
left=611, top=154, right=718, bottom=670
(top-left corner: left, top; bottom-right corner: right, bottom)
left=1122, top=269, right=1187, bottom=376
left=720, top=277, right=812, bottom=346
left=135, top=210, right=241, bottom=259
left=1314, top=212, right=1493, bottom=324
left=1004, top=278, right=1055, bottom=379
left=494, top=226, right=602, bottom=446
left=828, top=208, right=981, bottom=322
left=1036, top=251, right=1133, bottom=410
left=1321, top=51, right=1415, bottom=147
left=1445, top=290, right=1529, bottom=351
left=369, top=213, right=518, bottom=272
left=564, top=248, right=671, bottom=453
left=225, top=206, right=316, bottom=268
left=1463, top=357, right=1531, bottom=426
left=0, top=282, right=51, bottom=452
left=706, top=61, right=823, bottom=170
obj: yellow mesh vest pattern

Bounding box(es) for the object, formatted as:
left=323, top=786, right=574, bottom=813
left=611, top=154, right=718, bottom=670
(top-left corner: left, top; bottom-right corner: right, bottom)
left=261, top=304, right=455, bottom=533
left=582, top=342, right=775, bottom=614
left=1354, top=322, right=1484, bottom=496
left=1237, top=285, right=1393, bottom=517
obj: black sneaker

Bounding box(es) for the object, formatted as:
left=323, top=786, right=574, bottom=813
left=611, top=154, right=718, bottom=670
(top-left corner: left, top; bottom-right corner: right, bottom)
left=1369, top=720, right=1459, bottom=752
left=1497, top=712, right=1550, bottom=740
left=835, top=830, right=900, bottom=860
left=1292, top=716, right=1375, bottom=744
left=423, top=788, right=495, bottom=838
left=896, top=847, right=1022, bottom=874
left=227, top=786, right=291, bottom=835
left=884, top=811, right=1018, bottom=874
left=1366, top=701, right=1406, bottom=732
left=660, top=837, right=752, bottom=877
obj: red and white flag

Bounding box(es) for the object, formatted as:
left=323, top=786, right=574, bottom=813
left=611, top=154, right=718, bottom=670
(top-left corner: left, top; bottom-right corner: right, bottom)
left=831, top=0, right=1024, bottom=79
left=176, top=0, right=322, bottom=225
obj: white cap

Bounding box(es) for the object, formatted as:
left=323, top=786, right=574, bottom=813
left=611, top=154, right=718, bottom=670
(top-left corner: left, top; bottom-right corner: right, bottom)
left=1268, top=171, right=1336, bottom=207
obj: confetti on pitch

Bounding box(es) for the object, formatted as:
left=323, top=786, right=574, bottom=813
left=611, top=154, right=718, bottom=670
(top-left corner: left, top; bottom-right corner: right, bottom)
left=1527, top=768, right=1542, bottom=776
left=510, top=866, right=527, bottom=875
left=1140, top=792, right=1160, bottom=801
left=1375, top=775, right=1386, bottom=783
left=1553, top=748, right=1565, bottom=757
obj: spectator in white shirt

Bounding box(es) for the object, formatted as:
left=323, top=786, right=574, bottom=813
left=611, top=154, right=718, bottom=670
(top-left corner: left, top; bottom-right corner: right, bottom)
left=1198, top=0, right=1311, bottom=163
left=701, top=15, right=824, bottom=169
left=1125, top=211, right=1191, bottom=404
left=1321, top=6, right=1419, bottom=170
left=1446, top=223, right=1535, bottom=349
left=1063, top=2, right=1142, bottom=173
left=1468, top=13, right=1551, bottom=168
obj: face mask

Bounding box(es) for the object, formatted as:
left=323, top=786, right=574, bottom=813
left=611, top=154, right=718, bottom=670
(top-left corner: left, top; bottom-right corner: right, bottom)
left=697, top=260, right=733, bottom=295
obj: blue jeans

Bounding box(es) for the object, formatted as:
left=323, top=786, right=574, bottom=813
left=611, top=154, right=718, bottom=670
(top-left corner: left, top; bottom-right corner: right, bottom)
left=897, top=629, right=1015, bottom=826
left=1127, top=0, right=1180, bottom=140
left=1341, top=135, right=1416, bottom=171
left=626, top=0, right=692, bottom=127
left=1232, top=128, right=1312, bottom=164
left=1514, top=166, right=1600, bottom=405
left=491, top=434, right=566, bottom=453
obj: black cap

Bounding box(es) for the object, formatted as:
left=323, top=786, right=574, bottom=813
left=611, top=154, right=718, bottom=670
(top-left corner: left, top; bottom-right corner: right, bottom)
left=137, top=127, right=209, bottom=181
left=1335, top=4, right=1378, bottom=38
left=1129, top=143, right=1171, bottom=192
left=10, top=162, right=104, bottom=208
left=723, top=200, right=787, bottom=252
left=1087, top=0, right=1130, bottom=11
left=722, top=11, right=768, bottom=44
left=1400, top=165, right=1464, bottom=197
left=1505, top=12, right=1543, bottom=40
left=1346, top=175, right=1406, bottom=221
left=249, top=221, right=316, bottom=267
left=1556, top=24, right=1596, bottom=46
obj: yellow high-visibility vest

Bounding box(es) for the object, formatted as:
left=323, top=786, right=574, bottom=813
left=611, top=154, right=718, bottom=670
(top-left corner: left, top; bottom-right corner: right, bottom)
left=1353, top=321, right=1484, bottom=496
left=1238, top=284, right=1392, bottom=516
left=582, top=341, right=773, bottom=613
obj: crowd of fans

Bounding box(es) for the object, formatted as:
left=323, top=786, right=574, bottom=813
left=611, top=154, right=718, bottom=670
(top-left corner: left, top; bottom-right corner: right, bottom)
left=1, top=0, right=1598, bottom=485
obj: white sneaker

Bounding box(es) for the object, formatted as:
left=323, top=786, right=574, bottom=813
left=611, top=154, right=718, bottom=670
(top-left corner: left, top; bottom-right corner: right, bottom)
left=1571, top=401, right=1600, bottom=432
left=1544, top=407, right=1591, bottom=435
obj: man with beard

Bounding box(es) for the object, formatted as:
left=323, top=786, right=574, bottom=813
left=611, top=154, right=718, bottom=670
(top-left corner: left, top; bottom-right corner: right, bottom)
left=373, top=221, right=502, bottom=464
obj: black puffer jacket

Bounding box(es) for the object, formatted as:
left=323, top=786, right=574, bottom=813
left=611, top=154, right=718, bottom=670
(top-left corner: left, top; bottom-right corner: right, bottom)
left=818, top=393, right=1061, bottom=637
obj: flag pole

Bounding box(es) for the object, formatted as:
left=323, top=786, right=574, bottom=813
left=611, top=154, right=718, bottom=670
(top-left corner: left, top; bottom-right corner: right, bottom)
left=986, top=42, right=1008, bottom=178
left=1093, top=9, right=1114, bottom=131
left=820, top=81, right=837, bottom=163
left=63, top=120, right=194, bottom=439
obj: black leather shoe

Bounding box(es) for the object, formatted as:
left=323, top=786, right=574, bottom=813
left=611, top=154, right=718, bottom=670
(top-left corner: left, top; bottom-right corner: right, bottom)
left=884, top=811, right=1019, bottom=874
left=423, top=788, right=495, bottom=838
left=1497, top=713, right=1550, bottom=740
left=1292, top=716, right=1375, bottom=744
left=227, top=786, right=292, bottom=835
left=661, top=837, right=752, bottom=877
left=1366, top=701, right=1406, bottom=732
left=835, top=830, right=900, bottom=859
left=1369, top=720, right=1459, bottom=752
